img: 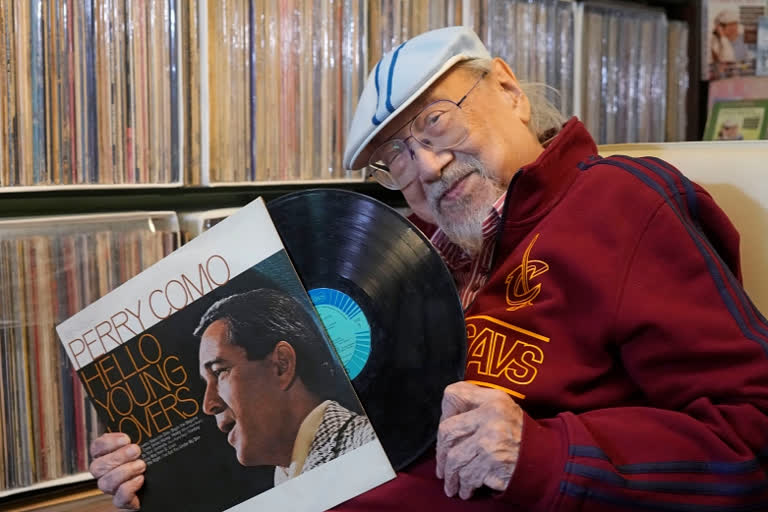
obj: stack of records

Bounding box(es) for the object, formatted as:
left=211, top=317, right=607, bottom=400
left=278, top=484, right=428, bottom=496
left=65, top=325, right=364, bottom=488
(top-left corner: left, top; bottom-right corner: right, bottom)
left=576, top=2, right=669, bottom=144
left=0, top=0, right=182, bottom=189
left=186, top=0, right=368, bottom=185
left=667, top=21, right=690, bottom=142
left=0, top=213, right=178, bottom=495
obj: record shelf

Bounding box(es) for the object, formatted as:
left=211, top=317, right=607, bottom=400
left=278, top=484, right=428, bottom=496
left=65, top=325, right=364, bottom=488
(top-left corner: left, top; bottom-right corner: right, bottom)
left=0, top=183, right=407, bottom=218
left=628, top=0, right=707, bottom=140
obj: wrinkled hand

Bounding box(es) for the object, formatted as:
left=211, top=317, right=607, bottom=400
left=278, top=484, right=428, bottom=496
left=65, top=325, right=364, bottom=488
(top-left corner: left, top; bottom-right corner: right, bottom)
left=89, top=433, right=145, bottom=511
left=436, top=381, right=523, bottom=500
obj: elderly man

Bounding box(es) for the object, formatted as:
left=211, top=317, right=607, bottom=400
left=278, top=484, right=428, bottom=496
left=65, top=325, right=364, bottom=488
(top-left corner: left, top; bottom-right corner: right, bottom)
left=89, top=27, right=768, bottom=511
left=710, top=8, right=750, bottom=78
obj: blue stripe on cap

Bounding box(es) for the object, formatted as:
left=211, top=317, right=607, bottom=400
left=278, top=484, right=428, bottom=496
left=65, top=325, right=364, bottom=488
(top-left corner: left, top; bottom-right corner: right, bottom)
left=372, top=59, right=384, bottom=125
left=385, top=41, right=408, bottom=113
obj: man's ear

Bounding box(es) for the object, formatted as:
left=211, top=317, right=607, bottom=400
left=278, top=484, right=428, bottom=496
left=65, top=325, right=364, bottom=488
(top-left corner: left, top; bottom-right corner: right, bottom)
left=489, top=57, right=531, bottom=125
left=271, top=340, right=297, bottom=389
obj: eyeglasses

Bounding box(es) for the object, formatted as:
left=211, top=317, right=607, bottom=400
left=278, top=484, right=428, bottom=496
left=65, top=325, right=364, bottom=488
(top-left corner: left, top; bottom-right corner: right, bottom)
left=368, top=71, right=488, bottom=190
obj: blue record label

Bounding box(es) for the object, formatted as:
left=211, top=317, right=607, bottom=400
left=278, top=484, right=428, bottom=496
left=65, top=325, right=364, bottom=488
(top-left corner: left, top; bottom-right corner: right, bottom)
left=308, top=287, right=371, bottom=380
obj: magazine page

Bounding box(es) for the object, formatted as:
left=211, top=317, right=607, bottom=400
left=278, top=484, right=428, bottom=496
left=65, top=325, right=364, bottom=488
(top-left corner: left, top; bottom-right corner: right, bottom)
left=702, top=0, right=767, bottom=81
left=56, top=198, right=395, bottom=512
left=703, top=98, right=768, bottom=139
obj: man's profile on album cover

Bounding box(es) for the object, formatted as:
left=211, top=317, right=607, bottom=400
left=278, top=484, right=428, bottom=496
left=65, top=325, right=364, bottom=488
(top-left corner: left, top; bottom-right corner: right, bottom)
left=194, top=287, right=376, bottom=485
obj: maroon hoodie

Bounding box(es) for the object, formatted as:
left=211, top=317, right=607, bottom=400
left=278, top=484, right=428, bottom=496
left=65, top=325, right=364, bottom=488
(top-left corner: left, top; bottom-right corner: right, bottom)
left=335, top=119, right=768, bottom=511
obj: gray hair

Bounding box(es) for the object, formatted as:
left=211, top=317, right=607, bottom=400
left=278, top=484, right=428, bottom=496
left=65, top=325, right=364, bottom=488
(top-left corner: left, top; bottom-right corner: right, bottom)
left=455, top=58, right=566, bottom=143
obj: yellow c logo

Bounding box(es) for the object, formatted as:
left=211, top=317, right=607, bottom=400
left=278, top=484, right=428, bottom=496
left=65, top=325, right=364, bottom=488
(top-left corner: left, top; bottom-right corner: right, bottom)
left=504, top=233, right=548, bottom=311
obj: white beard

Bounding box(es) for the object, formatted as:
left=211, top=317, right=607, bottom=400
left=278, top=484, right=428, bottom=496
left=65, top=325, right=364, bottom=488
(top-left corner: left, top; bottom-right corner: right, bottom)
left=426, top=156, right=507, bottom=257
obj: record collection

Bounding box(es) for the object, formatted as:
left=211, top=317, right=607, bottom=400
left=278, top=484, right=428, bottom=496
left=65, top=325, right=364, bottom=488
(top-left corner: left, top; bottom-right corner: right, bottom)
left=0, top=0, right=693, bottom=191
left=0, top=0, right=181, bottom=188
left=188, top=0, right=368, bottom=185
left=667, top=20, right=690, bottom=142
left=0, top=213, right=179, bottom=494
left=578, top=2, right=670, bottom=144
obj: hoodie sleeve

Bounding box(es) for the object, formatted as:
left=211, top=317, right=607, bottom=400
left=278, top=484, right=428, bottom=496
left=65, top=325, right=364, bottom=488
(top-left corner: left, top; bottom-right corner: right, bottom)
left=500, top=178, right=768, bottom=511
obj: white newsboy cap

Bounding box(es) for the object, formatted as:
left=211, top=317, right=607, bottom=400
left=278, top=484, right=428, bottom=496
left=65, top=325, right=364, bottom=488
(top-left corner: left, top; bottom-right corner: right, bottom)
left=343, top=26, right=490, bottom=170
left=715, top=8, right=739, bottom=25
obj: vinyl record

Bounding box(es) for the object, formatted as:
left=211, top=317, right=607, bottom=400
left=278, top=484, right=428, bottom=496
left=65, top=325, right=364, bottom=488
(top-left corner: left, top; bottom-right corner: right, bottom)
left=268, top=189, right=466, bottom=471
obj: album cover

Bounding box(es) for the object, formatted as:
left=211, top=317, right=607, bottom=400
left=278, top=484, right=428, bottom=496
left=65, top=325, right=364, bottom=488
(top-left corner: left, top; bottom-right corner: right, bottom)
left=55, top=198, right=395, bottom=512
left=702, top=0, right=767, bottom=81
left=703, top=98, right=768, bottom=140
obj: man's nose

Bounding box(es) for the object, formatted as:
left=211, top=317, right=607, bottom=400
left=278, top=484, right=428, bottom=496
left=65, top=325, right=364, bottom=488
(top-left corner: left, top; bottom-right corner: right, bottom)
left=202, top=383, right=226, bottom=415
left=412, top=143, right=454, bottom=183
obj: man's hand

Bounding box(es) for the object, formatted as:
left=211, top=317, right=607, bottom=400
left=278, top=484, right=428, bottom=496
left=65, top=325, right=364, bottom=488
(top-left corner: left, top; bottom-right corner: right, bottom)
left=435, top=381, right=523, bottom=500
left=89, top=433, right=146, bottom=511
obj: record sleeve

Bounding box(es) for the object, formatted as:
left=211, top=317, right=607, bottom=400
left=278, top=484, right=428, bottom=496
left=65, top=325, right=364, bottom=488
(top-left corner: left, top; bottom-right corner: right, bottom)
left=56, top=198, right=395, bottom=512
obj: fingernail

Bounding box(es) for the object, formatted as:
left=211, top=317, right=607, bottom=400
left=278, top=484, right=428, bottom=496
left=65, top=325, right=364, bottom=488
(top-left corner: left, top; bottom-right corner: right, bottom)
left=118, top=435, right=131, bottom=446
left=126, top=445, right=140, bottom=457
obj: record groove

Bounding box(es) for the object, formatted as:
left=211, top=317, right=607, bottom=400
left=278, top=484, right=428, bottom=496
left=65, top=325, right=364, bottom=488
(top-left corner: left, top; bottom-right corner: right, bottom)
left=268, top=189, right=466, bottom=471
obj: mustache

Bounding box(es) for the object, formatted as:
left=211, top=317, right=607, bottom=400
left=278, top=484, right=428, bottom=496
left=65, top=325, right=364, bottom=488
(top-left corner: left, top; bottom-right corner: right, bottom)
left=426, top=157, right=488, bottom=209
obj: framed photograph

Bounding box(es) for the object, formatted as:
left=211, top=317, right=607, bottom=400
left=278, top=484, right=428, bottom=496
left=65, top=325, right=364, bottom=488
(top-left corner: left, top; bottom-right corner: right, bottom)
left=704, top=99, right=768, bottom=140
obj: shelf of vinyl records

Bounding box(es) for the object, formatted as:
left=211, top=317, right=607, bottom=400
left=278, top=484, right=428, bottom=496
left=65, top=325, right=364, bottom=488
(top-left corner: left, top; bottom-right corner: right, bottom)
left=0, top=212, right=180, bottom=504
left=0, top=178, right=367, bottom=194
left=5, top=490, right=112, bottom=512
left=0, top=181, right=407, bottom=220
left=0, top=0, right=692, bottom=194
left=0, top=473, right=94, bottom=501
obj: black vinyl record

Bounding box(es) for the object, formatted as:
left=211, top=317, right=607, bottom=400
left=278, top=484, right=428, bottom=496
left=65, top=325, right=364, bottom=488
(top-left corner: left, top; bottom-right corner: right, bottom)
left=268, top=189, right=466, bottom=471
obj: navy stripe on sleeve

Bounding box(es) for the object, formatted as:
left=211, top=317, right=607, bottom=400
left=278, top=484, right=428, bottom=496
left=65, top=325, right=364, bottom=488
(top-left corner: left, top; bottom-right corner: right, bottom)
left=643, top=156, right=700, bottom=227
left=600, top=158, right=768, bottom=357
left=561, top=481, right=768, bottom=511
left=566, top=462, right=767, bottom=496
left=570, top=446, right=762, bottom=475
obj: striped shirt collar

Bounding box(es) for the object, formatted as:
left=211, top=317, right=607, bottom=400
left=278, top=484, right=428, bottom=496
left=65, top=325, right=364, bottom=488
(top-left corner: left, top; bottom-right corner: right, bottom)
left=430, top=192, right=507, bottom=273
